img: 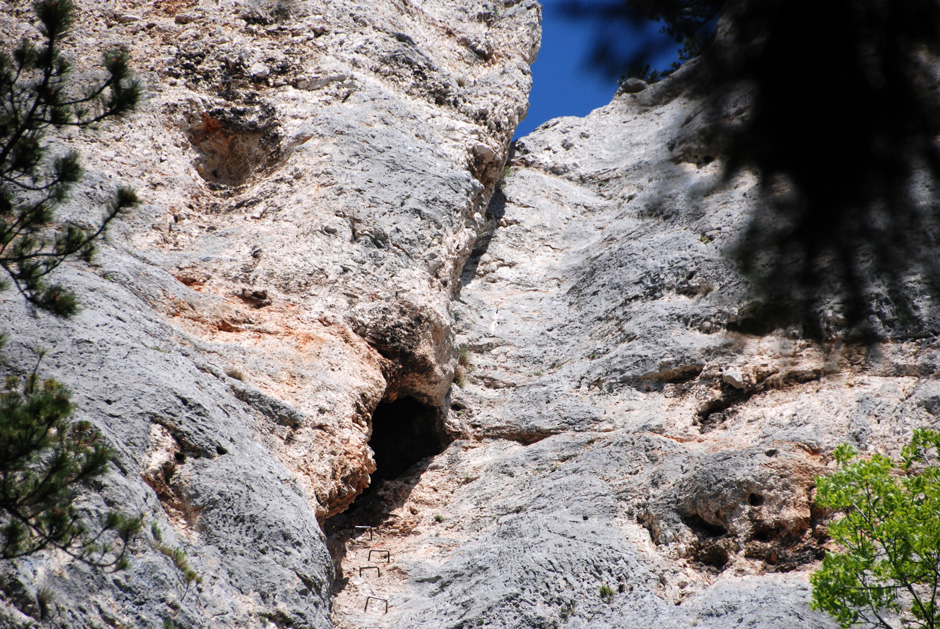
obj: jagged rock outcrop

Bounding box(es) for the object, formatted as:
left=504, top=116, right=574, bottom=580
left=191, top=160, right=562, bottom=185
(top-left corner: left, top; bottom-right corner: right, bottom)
left=0, top=0, right=537, bottom=626
left=2, top=1, right=939, bottom=628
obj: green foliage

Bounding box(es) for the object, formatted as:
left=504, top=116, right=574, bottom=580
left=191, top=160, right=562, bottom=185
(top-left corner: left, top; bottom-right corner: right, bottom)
left=155, top=542, right=201, bottom=587
left=0, top=0, right=141, bottom=316
left=0, top=367, right=141, bottom=566
left=811, top=430, right=940, bottom=629
left=151, top=521, right=163, bottom=542
left=599, top=583, right=615, bottom=603
left=0, top=0, right=142, bottom=569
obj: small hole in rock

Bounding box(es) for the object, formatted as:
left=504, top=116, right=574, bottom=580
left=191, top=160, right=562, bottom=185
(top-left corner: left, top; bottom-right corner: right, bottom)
left=748, top=493, right=765, bottom=506
left=369, top=396, right=448, bottom=481
left=682, top=513, right=728, bottom=538
left=752, top=524, right=775, bottom=542
left=174, top=452, right=186, bottom=464
left=697, top=542, right=730, bottom=568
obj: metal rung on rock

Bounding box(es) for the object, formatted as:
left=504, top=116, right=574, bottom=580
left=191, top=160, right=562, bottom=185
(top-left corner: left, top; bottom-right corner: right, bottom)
left=359, top=565, right=381, bottom=577
left=364, top=595, right=389, bottom=614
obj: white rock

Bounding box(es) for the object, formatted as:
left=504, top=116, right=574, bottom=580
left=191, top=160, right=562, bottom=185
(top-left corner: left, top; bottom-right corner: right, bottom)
left=722, top=368, right=747, bottom=389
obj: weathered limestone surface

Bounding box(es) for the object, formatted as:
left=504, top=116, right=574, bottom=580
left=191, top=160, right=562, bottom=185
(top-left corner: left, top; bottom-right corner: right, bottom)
left=0, top=0, right=537, bottom=626
left=327, top=74, right=940, bottom=627
left=2, top=0, right=940, bottom=627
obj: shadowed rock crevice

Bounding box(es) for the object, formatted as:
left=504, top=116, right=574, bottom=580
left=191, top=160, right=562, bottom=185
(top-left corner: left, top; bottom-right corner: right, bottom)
left=324, top=396, right=450, bottom=540
left=459, top=188, right=505, bottom=286
left=323, top=398, right=452, bottom=614
left=696, top=367, right=826, bottom=432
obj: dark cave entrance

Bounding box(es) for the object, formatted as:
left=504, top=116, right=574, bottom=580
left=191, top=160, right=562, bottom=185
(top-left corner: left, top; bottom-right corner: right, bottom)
left=368, top=396, right=448, bottom=481
left=324, top=395, right=452, bottom=596
left=323, top=395, right=450, bottom=539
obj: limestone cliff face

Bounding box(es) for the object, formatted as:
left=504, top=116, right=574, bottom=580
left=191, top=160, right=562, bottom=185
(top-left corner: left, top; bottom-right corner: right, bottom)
left=0, top=0, right=537, bottom=626
left=1, top=1, right=938, bottom=628
left=327, top=70, right=940, bottom=627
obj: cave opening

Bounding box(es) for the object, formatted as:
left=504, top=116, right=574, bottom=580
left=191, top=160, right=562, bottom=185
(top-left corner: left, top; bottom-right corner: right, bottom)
left=369, top=396, right=448, bottom=481
left=323, top=395, right=450, bottom=541
left=324, top=395, right=451, bottom=605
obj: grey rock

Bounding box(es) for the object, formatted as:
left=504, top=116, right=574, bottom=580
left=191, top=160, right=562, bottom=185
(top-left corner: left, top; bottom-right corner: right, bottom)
left=618, top=77, right=648, bottom=94
left=330, top=61, right=940, bottom=629
left=722, top=368, right=746, bottom=389
left=2, top=1, right=939, bottom=628
left=0, top=0, right=538, bottom=625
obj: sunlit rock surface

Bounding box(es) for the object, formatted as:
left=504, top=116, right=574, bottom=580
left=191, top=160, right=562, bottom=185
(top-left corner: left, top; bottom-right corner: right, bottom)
left=328, top=74, right=940, bottom=628
left=1, top=0, right=939, bottom=628
left=0, top=0, right=537, bottom=625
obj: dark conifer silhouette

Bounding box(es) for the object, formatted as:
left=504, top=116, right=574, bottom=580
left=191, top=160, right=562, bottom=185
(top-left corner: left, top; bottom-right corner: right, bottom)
left=562, top=0, right=940, bottom=338
left=0, top=0, right=140, bottom=315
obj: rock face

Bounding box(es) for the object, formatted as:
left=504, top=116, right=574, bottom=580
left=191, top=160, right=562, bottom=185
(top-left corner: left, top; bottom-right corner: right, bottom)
left=1, top=1, right=939, bottom=629
left=0, top=0, right=537, bottom=626
left=326, top=72, right=940, bottom=627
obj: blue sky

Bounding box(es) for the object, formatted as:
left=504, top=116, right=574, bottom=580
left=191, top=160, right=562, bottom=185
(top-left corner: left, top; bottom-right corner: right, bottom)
left=516, top=0, right=681, bottom=138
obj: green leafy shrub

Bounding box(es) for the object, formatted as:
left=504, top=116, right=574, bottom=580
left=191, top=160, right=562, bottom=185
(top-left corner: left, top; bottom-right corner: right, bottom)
left=811, top=430, right=940, bottom=629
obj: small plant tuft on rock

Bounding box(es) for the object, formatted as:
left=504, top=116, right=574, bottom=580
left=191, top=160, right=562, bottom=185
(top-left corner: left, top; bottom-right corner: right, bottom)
left=155, top=538, right=202, bottom=596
